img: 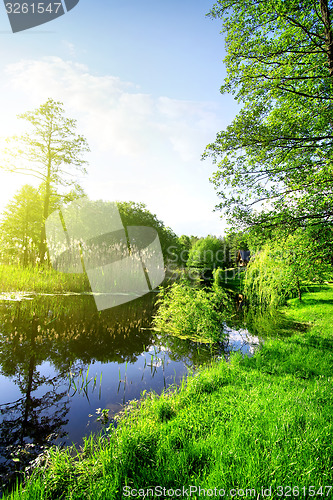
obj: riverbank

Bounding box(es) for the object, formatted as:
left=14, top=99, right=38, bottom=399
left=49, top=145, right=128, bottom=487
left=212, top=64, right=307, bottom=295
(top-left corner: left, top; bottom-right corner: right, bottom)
left=5, top=285, right=333, bottom=499
left=0, top=264, right=91, bottom=293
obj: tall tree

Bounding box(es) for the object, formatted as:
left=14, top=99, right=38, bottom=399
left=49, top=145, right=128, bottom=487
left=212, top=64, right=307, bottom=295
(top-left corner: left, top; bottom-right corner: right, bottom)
left=203, top=0, right=333, bottom=231
left=244, top=228, right=328, bottom=306
left=2, top=99, right=90, bottom=263
left=177, top=234, right=199, bottom=266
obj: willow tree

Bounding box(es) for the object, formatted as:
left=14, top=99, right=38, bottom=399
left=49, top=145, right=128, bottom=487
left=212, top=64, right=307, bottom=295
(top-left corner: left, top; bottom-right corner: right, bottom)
left=204, top=0, right=333, bottom=232
left=244, top=229, right=327, bottom=307
left=2, top=99, right=89, bottom=263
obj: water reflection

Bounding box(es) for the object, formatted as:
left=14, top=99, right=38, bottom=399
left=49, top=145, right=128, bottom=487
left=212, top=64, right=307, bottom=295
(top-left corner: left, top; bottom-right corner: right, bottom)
left=0, top=305, right=71, bottom=486
left=222, top=325, right=260, bottom=357
left=0, top=292, right=261, bottom=489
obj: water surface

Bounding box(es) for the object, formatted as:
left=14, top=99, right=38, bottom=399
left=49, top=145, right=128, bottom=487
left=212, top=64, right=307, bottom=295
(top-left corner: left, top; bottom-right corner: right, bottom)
left=0, top=292, right=260, bottom=486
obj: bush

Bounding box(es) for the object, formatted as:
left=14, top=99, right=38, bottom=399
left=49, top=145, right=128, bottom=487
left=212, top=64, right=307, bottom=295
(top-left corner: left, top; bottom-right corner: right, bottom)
left=153, top=280, right=231, bottom=342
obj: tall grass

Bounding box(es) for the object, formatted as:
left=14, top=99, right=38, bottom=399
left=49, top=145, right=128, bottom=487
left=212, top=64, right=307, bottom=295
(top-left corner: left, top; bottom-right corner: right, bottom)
left=4, top=285, right=333, bottom=499
left=0, top=264, right=91, bottom=293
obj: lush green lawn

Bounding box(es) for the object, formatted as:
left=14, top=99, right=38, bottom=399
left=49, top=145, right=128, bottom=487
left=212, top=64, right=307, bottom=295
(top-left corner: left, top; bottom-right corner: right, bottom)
left=0, top=264, right=90, bottom=294
left=5, top=285, right=333, bottom=499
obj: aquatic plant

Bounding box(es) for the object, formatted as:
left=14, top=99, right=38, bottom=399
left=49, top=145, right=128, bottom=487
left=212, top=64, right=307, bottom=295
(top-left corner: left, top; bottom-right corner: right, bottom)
left=153, top=280, right=232, bottom=343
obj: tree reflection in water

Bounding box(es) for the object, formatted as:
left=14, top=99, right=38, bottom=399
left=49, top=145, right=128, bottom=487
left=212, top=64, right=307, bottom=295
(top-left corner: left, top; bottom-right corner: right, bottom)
left=0, top=293, right=156, bottom=488
left=0, top=291, right=261, bottom=491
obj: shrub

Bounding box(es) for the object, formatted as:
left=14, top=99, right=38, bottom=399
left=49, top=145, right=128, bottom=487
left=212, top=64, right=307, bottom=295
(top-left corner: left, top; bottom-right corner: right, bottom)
left=153, top=280, right=231, bottom=342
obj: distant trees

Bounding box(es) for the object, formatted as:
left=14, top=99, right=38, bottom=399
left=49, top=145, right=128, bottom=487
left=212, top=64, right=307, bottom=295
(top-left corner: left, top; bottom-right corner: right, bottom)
left=175, top=233, right=250, bottom=270
left=225, top=231, right=249, bottom=266
left=116, top=201, right=180, bottom=261
left=2, top=98, right=90, bottom=263
left=187, top=235, right=230, bottom=278
left=176, top=235, right=200, bottom=265
left=0, top=193, right=181, bottom=269
left=0, top=184, right=86, bottom=266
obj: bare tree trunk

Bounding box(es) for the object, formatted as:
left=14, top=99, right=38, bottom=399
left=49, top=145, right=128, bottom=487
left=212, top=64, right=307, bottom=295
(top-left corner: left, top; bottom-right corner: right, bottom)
left=39, top=144, right=52, bottom=265
left=39, top=182, right=50, bottom=265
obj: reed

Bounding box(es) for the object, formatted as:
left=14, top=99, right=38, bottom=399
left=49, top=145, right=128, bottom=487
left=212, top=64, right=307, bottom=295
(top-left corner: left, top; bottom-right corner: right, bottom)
left=0, top=264, right=91, bottom=293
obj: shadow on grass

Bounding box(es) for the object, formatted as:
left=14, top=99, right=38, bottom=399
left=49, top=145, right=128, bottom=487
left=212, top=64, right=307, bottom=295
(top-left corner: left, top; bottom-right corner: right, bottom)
left=296, top=335, right=333, bottom=351
left=235, top=309, right=309, bottom=339
left=242, top=335, right=333, bottom=379
left=302, top=298, right=333, bottom=306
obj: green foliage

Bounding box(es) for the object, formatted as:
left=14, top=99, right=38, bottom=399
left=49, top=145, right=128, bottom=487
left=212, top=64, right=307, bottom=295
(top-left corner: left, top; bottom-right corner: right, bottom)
left=204, top=0, right=333, bottom=231
left=0, top=185, right=43, bottom=266
left=244, top=229, right=327, bottom=308
left=176, top=234, right=200, bottom=266
left=187, top=235, right=229, bottom=272
left=0, top=192, right=178, bottom=271
left=3, top=98, right=90, bottom=185
left=225, top=231, right=249, bottom=265
left=153, top=280, right=231, bottom=342
left=116, top=200, right=180, bottom=261
left=0, top=184, right=85, bottom=266
left=212, top=266, right=243, bottom=292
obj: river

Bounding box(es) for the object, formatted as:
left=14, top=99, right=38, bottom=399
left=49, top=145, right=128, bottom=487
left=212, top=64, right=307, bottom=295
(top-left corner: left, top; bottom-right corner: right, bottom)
left=0, top=291, right=260, bottom=486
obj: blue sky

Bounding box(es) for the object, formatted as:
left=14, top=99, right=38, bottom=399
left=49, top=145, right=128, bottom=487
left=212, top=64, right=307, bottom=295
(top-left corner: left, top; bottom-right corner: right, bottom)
left=0, top=0, right=238, bottom=236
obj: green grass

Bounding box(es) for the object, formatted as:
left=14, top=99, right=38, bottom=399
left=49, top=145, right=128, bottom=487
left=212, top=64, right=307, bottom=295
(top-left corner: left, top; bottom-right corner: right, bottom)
left=0, top=264, right=91, bottom=293
left=4, top=285, right=333, bottom=499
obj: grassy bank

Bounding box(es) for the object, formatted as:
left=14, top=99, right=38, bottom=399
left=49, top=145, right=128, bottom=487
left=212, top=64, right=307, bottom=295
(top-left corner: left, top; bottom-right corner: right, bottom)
left=0, top=264, right=91, bottom=293
left=5, top=285, right=333, bottom=499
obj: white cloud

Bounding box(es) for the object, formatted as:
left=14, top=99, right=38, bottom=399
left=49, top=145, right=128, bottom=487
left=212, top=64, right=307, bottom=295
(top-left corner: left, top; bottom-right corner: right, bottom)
left=61, top=40, right=77, bottom=57
left=0, top=57, right=227, bottom=235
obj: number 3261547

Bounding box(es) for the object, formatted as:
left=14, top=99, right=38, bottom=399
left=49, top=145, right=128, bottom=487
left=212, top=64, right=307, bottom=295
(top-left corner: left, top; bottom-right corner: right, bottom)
left=5, top=3, right=63, bottom=14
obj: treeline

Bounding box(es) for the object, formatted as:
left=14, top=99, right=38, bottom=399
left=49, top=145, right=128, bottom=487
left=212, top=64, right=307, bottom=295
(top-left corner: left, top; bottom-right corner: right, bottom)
left=0, top=183, right=247, bottom=274
left=0, top=186, right=179, bottom=268
left=0, top=97, right=246, bottom=277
